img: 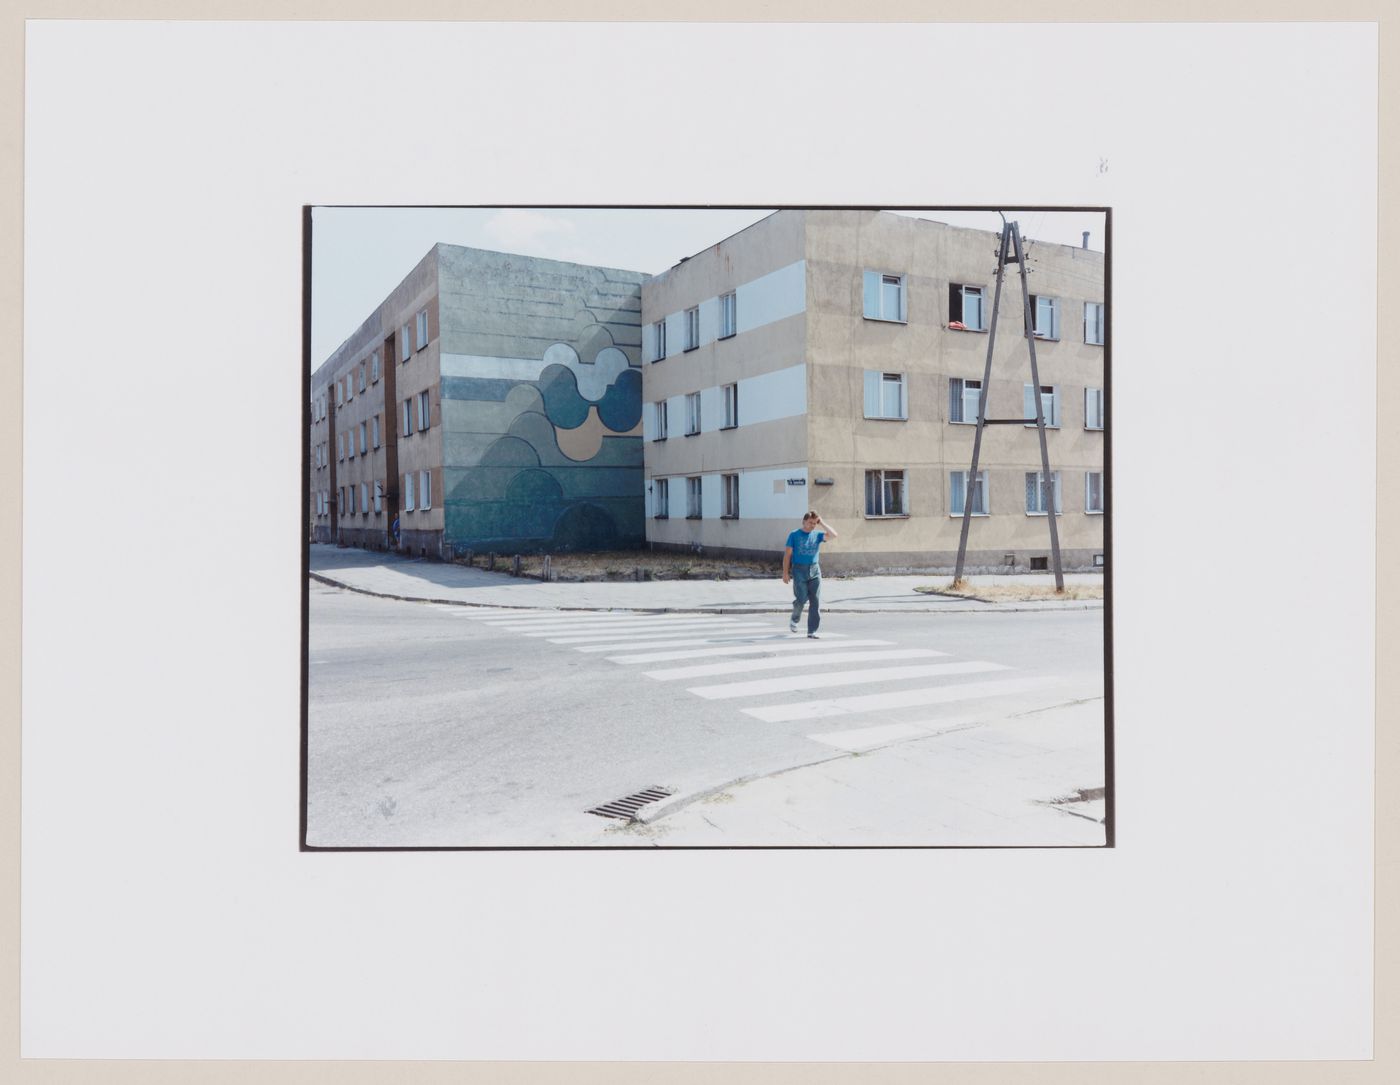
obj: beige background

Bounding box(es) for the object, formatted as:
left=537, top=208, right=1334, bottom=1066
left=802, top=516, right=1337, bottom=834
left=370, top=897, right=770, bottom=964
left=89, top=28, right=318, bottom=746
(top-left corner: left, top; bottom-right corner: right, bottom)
left=3, top=1, right=1393, bottom=1081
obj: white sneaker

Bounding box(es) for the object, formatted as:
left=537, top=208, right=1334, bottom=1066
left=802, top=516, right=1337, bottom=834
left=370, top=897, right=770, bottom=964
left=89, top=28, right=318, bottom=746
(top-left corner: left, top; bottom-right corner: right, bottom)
left=788, top=620, right=799, bottom=633
left=807, top=632, right=821, bottom=639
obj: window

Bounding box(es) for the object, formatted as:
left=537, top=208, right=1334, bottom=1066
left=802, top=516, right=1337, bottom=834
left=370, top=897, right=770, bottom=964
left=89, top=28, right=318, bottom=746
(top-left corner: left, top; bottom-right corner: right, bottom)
left=684, top=307, right=699, bottom=351
left=1086, top=471, right=1105, bottom=514
left=653, top=478, right=669, bottom=519
left=371, top=351, right=381, bottom=382
left=1023, top=384, right=1060, bottom=427
left=419, top=469, right=431, bottom=510
left=345, top=375, right=353, bottom=402
left=1025, top=471, right=1063, bottom=515
left=948, top=378, right=982, bottom=424
left=358, top=421, right=367, bottom=455
left=400, top=324, right=411, bottom=363
left=417, top=390, right=430, bottom=431
left=722, top=383, right=738, bottom=428
left=337, top=433, right=345, bottom=461
left=416, top=308, right=428, bottom=350
left=862, top=270, right=907, bottom=322
left=948, top=284, right=985, bottom=330
left=950, top=470, right=989, bottom=516
left=336, top=380, right=344, bottom=406
left=358, top=364, right=367, bottom=393
left=403, top=472, right=415, bottom=512
left=337, top=487, right=345, bottom=516
left=686, top=476, right=702, bottom=518
left=863, top=371, right=907, bottom=420
left=719, top=292, right=737, bottom=338
left=864, top=469, right=908, bottom=517
left=685, top=392, right=701, bottom=435
left=1085, top=388, right=1104, bottom=431
left=1084, top=301, right=1105, bottom=346
left=371, top=415, right=381, bottom=449
left=347, top=484, right=356, bottom=515
left=653, top=400, right=668, bottom=441
left=360, top=482, right=369, bottom=515
left=402, top=399, right=413, bottom=437
left=721, top=473, right=739, bottom=518
left=373, top=479, right=383, bottom=514
left=652, top=320, right=666, bottom=362
left=1029, top=294, right=1061, bottom=339
left=347, top=431, right=355, bottom=459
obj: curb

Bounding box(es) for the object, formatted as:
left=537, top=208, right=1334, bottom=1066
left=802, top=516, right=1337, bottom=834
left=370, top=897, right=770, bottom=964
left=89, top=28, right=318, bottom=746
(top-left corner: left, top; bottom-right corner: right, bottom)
left=309, top=572, right=1105, bottom=614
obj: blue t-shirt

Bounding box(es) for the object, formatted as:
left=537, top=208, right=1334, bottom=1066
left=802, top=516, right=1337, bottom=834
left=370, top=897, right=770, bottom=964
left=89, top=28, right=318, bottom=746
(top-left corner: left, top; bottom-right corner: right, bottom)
left=785, top=528, right=825, bottom=565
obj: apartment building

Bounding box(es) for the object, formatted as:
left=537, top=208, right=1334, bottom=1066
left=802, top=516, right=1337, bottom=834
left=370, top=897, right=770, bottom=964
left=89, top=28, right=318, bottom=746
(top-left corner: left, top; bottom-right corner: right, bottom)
left=640, top=210, right=1106, bottom=573
left=310, top=245, right=648, bottom=556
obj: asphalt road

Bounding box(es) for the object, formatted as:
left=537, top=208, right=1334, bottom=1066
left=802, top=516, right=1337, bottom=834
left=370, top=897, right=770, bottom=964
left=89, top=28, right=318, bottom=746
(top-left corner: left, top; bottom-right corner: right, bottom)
left=306, top=583, right=1105, bottom=847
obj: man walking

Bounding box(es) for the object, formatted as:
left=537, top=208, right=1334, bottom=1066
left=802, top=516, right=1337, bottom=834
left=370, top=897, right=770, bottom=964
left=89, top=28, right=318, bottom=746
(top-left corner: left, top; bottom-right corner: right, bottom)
left=783, top=511, right=837, bottom=638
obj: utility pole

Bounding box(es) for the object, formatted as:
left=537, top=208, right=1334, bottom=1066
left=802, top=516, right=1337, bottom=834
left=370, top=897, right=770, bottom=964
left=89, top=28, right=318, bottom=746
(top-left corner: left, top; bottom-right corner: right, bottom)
left=953, top=219, right=1065, bottom=591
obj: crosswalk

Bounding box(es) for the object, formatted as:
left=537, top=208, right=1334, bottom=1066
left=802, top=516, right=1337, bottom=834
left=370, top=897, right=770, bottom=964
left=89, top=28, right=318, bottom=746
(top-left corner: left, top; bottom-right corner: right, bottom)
left=446, top=607, right=1069, bottom=752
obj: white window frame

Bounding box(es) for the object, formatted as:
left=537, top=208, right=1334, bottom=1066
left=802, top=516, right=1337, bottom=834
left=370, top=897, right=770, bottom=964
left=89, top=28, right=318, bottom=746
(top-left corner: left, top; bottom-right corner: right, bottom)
left=419, top=469, right=432, bottom=510
left=400, top=324, right=411, bottom=363
left=686, top=476, right=702, bottom=519
left=358, top=365, right=367, bottom=393
left=338, top=487, right=346, bottom=515
left=416, top=308, right=428, bottom=351
left=347, top=431, right=355, bottom=459
left=684, top=306, right=699, bottom=351
left=1025, top=471, right=1064, bottom=516
left=402, top=399, right=413, bottom=437
left=949, top=470, right=989, bottom=517
left=864, top=468, right=909, bottom=517
left=1030, top=294, right=1061, bottom=340
left=721, top=473, right=739, bottom=518
left=948, top=377, right=983, bottom=424
left=863, top=371, right=907, bottom=420
left=371, top=415, right=381, bottom=449
left=337, top=433, right=345, bottom=461
left=359, top=421, right=367, bottom=455
left=653, top=477, right=669, bottom=519
left=417, top=390, right=430, bottom=431
left=1084, top=301, right=1105, bottom=346
left=949, top=283, right=985, bottom=331
left=653, top=400, right=668, bottom=441
left=1085, top=471, right=1105, bottom=514
left=373, top=479, right=383, bottom=514
left=403, top=472, right=415, bottom=512
left=346, top=374, right=353, bottom=402
left=336, top=380, right=344, bottom=406
left=652, top=320, right=666, bottom=362
left=1085, top=388, right=1104, bottom=430
left=348, top=484, right=356, bottom=515
left=685, top=392, right=701, bottom=436
left=719, top=292, right=737, bottom=339
left=371, top=351, right=381, bottom=382
left=359, top=482, right=369, bottom=516
left=862, top=270, right=907, bottom=323
left=722, top=383, right=738, bottom=429
left=1024, top=384, right=1061, bottom=428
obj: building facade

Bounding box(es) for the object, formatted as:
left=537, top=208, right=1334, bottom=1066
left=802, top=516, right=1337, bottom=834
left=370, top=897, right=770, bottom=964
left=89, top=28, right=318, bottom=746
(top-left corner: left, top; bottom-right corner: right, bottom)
left=310, top=245, right=648, bottom=557
left=639, top=210, right=1106, bottom=573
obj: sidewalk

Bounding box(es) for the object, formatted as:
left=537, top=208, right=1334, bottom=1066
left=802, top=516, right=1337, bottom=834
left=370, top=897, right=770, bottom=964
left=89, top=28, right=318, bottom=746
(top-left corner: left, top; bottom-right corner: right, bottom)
left=308, top=543, right=1104, bottom=614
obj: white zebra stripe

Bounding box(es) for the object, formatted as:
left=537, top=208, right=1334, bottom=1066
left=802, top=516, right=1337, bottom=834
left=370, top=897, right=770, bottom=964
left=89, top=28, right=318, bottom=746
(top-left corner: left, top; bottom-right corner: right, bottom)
left=806, top=722, right=931, bottom=751
left=643, top=648, right=946, bottom=682
left=688, top=661, right=1006, bottom=700
left=546, top=623, right=773, bottom=644
left=742, top=676, right=1057, bottom=723
left=572, top=632, right=851, bottom=654
left=498, top=616, right=739, bottom=632
left=607, top=638, right=893, bottom=664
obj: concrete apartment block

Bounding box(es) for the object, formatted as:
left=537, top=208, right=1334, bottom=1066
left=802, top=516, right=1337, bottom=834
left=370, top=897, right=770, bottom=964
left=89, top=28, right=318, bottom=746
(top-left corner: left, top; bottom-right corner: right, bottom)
left=641, top=210, right=1106, bottom=573
left=310, top=245, right=648, bottom=558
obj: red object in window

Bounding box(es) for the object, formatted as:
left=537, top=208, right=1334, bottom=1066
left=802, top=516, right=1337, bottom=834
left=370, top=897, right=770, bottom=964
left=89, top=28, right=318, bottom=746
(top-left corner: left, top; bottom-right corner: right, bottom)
left=948, top=321, right=966, bottom=330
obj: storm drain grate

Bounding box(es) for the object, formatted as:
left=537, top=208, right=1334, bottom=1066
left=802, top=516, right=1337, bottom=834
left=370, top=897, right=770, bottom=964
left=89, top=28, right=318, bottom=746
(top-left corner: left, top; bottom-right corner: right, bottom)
left=586, top=787, right=675, bottom=820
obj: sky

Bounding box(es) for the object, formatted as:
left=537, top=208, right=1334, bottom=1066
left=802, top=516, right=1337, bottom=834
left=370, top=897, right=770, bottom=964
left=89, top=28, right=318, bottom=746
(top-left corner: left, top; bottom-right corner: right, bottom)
left=310, top=206, right=1106, bottom=365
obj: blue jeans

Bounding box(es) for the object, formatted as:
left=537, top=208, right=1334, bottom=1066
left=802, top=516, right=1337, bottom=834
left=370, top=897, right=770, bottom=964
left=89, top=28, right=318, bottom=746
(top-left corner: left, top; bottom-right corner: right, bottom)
left=790, top=564, right=821, bottom=633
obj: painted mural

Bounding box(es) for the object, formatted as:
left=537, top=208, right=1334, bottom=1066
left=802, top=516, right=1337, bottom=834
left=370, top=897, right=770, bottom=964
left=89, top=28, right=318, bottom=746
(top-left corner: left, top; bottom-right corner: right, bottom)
left=441, top=336, right=644, bottom=553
